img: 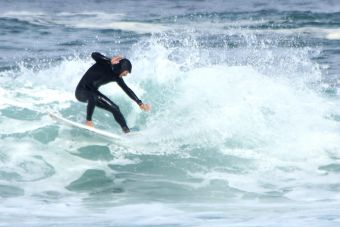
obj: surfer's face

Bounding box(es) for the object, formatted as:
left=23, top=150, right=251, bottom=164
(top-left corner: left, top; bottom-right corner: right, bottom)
left=119, top=70, right=129, bottom=77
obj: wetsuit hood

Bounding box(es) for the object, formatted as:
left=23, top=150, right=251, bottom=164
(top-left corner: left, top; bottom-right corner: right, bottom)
left=113, top=58, right=132, bottom=75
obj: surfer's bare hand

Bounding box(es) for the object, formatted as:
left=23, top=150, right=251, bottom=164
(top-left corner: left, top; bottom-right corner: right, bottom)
left=111, top=55, right=123, bottom=64
left=139, top=103, right=151, bottom=112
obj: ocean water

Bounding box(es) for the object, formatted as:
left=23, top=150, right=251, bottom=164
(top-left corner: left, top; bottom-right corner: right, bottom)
left=1, top=0, right=340, bottom=226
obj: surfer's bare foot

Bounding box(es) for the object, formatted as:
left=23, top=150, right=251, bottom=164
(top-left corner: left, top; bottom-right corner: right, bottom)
left=122, top=127, right=130, bottom=133
left=86, top=121, right=94, bottom=127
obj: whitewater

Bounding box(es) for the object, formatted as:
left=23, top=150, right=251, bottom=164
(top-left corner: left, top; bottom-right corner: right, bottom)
left=1, top=0, right=340, bottom=226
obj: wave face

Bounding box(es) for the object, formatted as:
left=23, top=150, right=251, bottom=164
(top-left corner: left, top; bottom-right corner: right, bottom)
left=1, top=0, right=340, bottom=226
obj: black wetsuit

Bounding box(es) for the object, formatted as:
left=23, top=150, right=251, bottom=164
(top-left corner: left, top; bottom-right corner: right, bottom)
left=75, top=52, right=142, bottom=131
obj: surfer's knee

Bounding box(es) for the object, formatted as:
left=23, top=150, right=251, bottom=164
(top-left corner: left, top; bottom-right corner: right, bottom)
left=105, top=100, right=120, bottom=113
left=75, top=90, right=83, bottom=102
left=112, top=104, right=120, bottom=112
left=75, top=89, right=89, bottom=103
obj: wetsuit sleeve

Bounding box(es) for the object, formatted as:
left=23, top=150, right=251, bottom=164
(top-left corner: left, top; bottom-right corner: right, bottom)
left=91, top=52, right=111, bottom=65
left=117, top=78, right=143, bottom=105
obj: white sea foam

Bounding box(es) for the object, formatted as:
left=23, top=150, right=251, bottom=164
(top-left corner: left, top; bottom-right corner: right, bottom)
left=70, top=21, right=168, bottom=33
left=2, top=11, right=46, bottom=17
left=325, top=30, right=340, bottom=40
left=55, top=11, right=168, bottom=33
left=261, top=27, right=340, bottom=41
left=1, top=10, right=167, bottom=33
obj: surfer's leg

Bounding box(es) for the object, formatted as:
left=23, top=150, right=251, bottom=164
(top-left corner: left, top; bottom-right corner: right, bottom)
left=94, top=91, right=129, bottom=132
left=86, top=94, right=96, bottom=121
left=75, top=88, right=97, bottom=121
left=75, top=87, right=87, bottom=103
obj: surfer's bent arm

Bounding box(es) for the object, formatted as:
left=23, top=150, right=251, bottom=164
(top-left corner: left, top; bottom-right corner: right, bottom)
left=91, top=52, right=111, bottom=64
left=117, top=78, right=143, bottom=105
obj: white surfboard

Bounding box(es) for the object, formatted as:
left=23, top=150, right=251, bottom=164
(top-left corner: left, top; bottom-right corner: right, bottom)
left=48, top=111, right=124, bottom=140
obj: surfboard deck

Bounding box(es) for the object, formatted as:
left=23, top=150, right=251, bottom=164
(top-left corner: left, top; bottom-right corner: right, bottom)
left=48, top=111, right=124, bottom=140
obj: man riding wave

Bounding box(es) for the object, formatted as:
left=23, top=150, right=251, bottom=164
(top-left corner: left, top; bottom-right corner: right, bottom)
left=75, top=52, right=151, bottom=133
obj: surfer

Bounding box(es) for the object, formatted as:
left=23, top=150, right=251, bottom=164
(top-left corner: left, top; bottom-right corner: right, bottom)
left=75, top=52, right=151, bottom=133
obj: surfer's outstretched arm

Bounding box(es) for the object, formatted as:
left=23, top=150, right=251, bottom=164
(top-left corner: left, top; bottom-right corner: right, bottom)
left=116, top=78, right=151, bottom=111
left=116, top=77, right=143, bottom=105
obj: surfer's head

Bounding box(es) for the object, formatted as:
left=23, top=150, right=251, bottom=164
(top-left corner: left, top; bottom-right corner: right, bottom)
left=120, top=70, right=129, bottom=77
left=115, top=58, right=132, bottom=77
left=120, top=58, right=132, bottom=73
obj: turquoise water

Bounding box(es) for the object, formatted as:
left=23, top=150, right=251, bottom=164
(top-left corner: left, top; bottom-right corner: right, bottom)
left=1, top=0, right=340, bottom=226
